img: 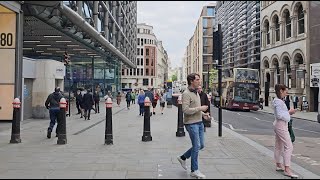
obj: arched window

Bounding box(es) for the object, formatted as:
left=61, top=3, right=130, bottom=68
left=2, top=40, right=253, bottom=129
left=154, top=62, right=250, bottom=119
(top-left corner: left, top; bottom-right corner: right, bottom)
left=284, top=10, right=291, bottom=38
left=273, top=15, right=280, bottom=42
left=297, top=4, right=305, bottom=34
left=264, top=20, right=270, bottom=45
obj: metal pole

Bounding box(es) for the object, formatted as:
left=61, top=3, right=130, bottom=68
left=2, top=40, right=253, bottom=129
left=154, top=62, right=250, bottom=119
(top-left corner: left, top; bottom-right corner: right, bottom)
left=317, top=87, right=320, bottom=123
left=207, top=64, right=210, bottom=92
left=176, top=95, right=185, bottom=137
left=57, top=98, right=67, bottom=145
left=68, top=64, right=71, bottom=117
left=217, top=24, right=223, bottom=137
left=142, top=97, right=152, bottom=141
left=92, top=57, right=94, bottom=92
left=105, top=98, right=113, bottom=144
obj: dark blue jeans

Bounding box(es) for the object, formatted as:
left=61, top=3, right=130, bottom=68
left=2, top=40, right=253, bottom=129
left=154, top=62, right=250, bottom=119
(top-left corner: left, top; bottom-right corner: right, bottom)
left=48, top=107, right=60, bottom=131
left=139, top=103, right=144, bottom=115
left=183, top=122, right=205, bottom=171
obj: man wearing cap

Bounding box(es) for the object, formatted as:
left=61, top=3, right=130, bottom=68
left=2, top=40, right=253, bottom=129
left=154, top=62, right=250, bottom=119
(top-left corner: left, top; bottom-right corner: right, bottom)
left=45, top=87, right=64, bottom=139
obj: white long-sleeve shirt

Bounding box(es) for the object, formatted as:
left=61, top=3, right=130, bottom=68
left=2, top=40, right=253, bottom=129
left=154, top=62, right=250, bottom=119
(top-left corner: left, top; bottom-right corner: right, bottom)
left=272, top=97, right=291, bottom=122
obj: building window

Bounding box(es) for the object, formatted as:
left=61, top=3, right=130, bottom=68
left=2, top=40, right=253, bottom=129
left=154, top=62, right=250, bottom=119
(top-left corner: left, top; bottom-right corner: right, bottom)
left=137, top=38, right=140, bottom=46
left=141, top=38, right=144, bottom=46
left=151, top=78, right=153, bottom=86
left=146, top=58, right=149, bottom=66
left=151, top=59, right=153, bottom=66
left=130, top=69, right=132, bottom=76
left=137, top=48, right=140, bottom=56
left=146, top=49, right=149, bottom=56
left=137, top=58, right=139, bottom=65
left=137, top=68, right=140, bottom=76
left=133, top=69, right=136, bottom=76
left=284, top=10, right=291, bottom=38
left=151, top=69, right=154, bottom=76
left=126, top=69, right=129, bottom=76
left=146, top=69, right=149, bottom=76
left=141, top=68, right=143, bottom=76
left=297, top=4, right=305, bottom=34
left=207, top=7, right=215, bottom=16
left=143, top=78, right=148, bottom=86
left=141, top=48, right=143, bottom=56
left=265, top=20, right=270, bottom=44
left=141, top=58, right=143, bottom=65
left=274, top=15, right=280, bottom=42
left=122, top=69, right=125, bottom=75
left=144, top=39, right=147, bottom=44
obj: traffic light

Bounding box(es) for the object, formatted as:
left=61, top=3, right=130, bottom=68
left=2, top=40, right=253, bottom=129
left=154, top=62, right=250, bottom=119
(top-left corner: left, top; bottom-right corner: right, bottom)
left=64, top=51, right=70, bottom=65
left=213, top=30, right=221, bottom=61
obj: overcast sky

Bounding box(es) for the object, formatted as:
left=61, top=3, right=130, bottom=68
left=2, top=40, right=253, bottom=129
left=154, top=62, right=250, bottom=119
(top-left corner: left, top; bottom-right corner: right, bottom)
left=137, top=1, right=215, bottom=69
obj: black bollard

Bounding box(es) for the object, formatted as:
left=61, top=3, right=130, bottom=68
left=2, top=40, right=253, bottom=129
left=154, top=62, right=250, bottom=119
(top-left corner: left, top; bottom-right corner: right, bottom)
left=176, top=95, right=185, bottom=137
left=57, top=98, right=67, bottom=145
left=105, top=98, right=113, bottom=145
left=142, top=97, right=152, bottom=142
left=10, top=98, right=22, bottom=143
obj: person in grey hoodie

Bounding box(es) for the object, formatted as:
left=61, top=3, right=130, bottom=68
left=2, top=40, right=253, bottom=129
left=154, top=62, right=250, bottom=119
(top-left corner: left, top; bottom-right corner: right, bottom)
left=45, top=87, right=64, bottom=139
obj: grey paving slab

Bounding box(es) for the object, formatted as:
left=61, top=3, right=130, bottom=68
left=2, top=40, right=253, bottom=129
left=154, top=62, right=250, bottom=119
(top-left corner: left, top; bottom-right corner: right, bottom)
left=0, top=102, right=318, bottom=179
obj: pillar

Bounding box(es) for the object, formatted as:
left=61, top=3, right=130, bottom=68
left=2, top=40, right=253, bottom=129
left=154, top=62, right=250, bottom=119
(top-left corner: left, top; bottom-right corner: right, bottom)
left=280, top=68, right=285, bottom=85
left=290, top=64, right=297, bottom=88
left=270, top=68, right=275, bottom=88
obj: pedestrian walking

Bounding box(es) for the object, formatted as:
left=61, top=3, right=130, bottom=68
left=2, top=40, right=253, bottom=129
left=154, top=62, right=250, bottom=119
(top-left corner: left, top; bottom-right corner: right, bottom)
left=292, top=94, right=299, bottom=109
left=197, top=86, right=211, bottom=132
left=284, top=95, right=290, bottom=110
left=272, top=84, right=298, bottom=178
left=152, top=90, right=159, bottom=115
left=159, top=91, right=166, bottom=114
left=131, top=91, right=136, bottom=104
left=75, top=89, right=83, bottom=115
left=125, top=91, right=132, bottom=109
left=45, top=87, right=63, bottom=139
left=138, top=90, right=145, bottom=116
left=93, top=90, right=100, bottom=113
left=116, top=92, right=122, bottom=107
left=177, top=73, right=210, bottom=179
left=83, top=89, right=94, bottom=120
left=145, top=87, right=154, bottom=116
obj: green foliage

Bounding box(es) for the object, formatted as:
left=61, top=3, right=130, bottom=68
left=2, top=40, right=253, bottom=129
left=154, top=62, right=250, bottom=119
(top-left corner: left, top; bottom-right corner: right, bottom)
left=209, top=69, right=218, bottom=89
left=171, top=74, right=177, bottom=82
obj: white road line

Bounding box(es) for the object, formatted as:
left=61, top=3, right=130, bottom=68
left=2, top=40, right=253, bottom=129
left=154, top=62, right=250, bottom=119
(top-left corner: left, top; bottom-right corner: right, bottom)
left=293, top=127, right=320, bottom=135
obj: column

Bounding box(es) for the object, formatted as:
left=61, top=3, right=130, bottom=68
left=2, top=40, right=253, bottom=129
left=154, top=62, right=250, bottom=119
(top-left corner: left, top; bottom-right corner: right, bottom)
left=291, top=15, right=297, bottom=39
left=280, top=68, right=285, bottom=85
left=93, top=1, right=98, bottom=30
left=270, top=68, right=275, bottom=88
left=261, top=28, right=266, bottom=48
left=279, top=20, right=284, bottom=42
left=290, top=64, right=297, bottom=88
left=270, top=25, right=275, bottom=45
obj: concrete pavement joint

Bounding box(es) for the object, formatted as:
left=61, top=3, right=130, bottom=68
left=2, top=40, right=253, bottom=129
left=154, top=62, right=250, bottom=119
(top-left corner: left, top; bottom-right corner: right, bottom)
left=73, top=107, right=127, bottom=135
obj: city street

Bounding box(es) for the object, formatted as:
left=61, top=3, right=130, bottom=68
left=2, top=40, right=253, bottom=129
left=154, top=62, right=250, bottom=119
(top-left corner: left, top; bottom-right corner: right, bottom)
left=211, top=106, right=320, bottom=176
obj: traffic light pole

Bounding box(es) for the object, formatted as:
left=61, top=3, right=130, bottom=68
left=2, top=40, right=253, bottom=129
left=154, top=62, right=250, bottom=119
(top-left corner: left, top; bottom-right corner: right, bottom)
left=213, top=24, right=223, bottom=137
left=217, top=24, right=222, bottom=137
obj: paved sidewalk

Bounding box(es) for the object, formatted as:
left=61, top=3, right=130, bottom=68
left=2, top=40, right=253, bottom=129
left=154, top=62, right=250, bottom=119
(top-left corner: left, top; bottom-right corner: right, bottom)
left=0, top=101, right=318, bottom=179
left=261, top=105, right=318, bottom=122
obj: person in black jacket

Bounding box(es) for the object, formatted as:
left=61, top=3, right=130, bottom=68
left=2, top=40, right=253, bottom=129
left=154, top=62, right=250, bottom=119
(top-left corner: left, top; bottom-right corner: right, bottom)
left=197, top=86, right=211, bottom=131
left=75, top=89, right=83, bottom=115
left=93, top=90, right=100, bottom=113
left=83, top=89, right=94, bottom=120
left=45, top=87, right=64, bottom=138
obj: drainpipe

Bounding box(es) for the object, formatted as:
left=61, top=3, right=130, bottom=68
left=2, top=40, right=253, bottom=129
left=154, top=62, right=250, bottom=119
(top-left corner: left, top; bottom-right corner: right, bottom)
left=57, top=3, right=135, bottom=68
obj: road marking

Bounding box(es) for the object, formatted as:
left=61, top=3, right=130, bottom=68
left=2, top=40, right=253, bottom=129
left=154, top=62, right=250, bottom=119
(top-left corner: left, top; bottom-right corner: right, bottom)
left=292, top=127, right=320, bottom=135
left=311, top=163, right=320, bottom=166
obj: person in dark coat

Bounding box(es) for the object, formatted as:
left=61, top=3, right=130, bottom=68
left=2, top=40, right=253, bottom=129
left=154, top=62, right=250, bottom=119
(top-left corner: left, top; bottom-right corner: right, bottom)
left=197, top=86, right=211, bottom=131
left=75, top=89, right=83, bottom=116
left=93, top=90, right=100, bottom=113
left=125, top=91, right=132, bottom=109
left=285, top=95, right=290, bottom=110
left=45, top=87, right=64, bottom=138
left=83, top=89, right=94, bottom=120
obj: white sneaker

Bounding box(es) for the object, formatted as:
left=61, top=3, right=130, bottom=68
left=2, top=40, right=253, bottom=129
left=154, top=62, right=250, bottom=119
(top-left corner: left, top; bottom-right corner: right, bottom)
left=190, top=170, right=206, bottom=179
left=177, top=156, right=187, bottom=170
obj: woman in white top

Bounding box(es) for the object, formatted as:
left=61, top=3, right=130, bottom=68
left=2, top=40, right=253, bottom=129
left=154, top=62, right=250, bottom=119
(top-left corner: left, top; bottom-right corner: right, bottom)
left=272, top=84, right=297, bottom=178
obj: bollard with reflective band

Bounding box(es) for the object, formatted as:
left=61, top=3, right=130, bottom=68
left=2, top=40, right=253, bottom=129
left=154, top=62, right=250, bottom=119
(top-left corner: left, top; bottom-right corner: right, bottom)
left=57, top=98, right=67, bottom=145
left=176, top=95, right=185, bottom=137
left=105, top=98, right=113, bottom=145
left=142, top=97, right=152, bottom=142
left=10, top=98, right=22, bottom=143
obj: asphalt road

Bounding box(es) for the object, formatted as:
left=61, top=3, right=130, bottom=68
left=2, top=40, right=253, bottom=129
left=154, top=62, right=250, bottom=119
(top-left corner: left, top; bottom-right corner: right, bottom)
left=210, top=106, right=320, bottom=176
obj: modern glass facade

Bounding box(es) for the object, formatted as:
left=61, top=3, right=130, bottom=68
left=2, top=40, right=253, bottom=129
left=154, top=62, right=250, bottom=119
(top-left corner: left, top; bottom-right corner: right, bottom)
left=216, top=1, right=260, bottom=78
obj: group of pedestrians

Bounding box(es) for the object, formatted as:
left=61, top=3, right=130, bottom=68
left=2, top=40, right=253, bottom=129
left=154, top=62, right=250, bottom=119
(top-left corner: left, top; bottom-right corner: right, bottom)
left=75, top=89, right=100, bottom=120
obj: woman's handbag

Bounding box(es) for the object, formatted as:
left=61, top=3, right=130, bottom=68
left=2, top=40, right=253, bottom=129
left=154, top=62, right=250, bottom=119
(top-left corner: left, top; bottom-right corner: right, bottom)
left=288, top=119, right=295, bottom=142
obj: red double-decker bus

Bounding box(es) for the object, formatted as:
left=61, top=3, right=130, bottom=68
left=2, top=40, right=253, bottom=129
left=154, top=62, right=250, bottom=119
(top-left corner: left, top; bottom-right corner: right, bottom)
left=213, top=68, right=260, bottom=111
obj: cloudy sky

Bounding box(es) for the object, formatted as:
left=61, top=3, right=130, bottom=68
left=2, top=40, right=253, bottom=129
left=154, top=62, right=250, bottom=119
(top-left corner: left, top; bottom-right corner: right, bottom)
left=137, top=1, right=215, bottom=68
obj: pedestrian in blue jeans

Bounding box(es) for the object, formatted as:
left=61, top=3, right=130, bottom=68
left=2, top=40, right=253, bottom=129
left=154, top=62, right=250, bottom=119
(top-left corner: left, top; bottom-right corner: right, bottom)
left=45, top=87, right=63, bottom=139
left=177, top=73, right=210, bottom=179
left=137, top=89, right=145, bottom=116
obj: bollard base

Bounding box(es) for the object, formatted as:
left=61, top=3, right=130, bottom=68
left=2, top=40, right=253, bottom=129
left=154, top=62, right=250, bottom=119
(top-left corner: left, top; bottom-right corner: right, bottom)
left=10, top=134, right=21, bottom=143
left=176, top=131, right=185, bottom=137
left=57, top=134, right=67, bottom=145
left=105, top=139, right=113, bottom=145
left=142, top=135, right=152, bottom=142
